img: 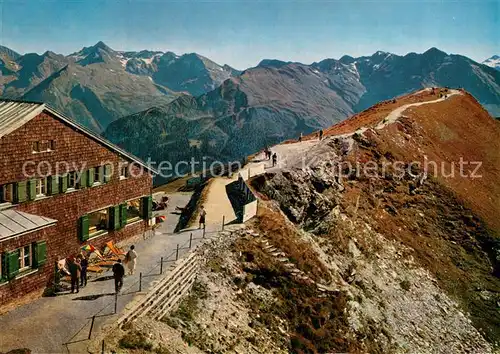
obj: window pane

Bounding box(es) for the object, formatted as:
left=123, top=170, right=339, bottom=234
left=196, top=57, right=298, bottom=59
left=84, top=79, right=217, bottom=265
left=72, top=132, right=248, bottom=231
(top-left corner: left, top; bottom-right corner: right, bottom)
left=94, top=168, right=100, bottom=183
left=68, top=172, right=76, bottom=188
left=1, top=184, right=13, bottom=203
left=88, top=209, right=109, bottom=235
left=23, top=246, right=30, bottom=268
left=126, top=198, right=142, bottom=222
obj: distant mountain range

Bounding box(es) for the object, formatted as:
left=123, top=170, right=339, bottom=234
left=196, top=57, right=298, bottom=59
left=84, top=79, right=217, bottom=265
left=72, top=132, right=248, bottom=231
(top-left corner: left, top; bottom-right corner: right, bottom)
left=483, top=55, right=500, bottom=71
left=104, top=47, right=500, bottom=181
left=1, top=43, right=499, bottom=177
left=0, top=41, right=239, bottom=131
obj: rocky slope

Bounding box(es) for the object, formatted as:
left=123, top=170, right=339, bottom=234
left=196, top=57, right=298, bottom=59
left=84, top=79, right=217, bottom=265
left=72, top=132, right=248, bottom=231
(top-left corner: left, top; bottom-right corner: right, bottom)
left=96, top=89, right=500, bottom=353
left=0, top=42, right=239, bottom=131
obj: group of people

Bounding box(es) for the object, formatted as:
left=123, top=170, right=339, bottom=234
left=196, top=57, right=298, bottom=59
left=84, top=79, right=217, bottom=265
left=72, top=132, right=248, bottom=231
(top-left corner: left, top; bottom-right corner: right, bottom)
left=297, top=129, right=324, bottom=143
left=264, top=147, right=278, bottom=167
left=112, top=245, right=138, bottom=293
left=67, top=254, right=89, bottom=293
left=67, top=245, right=138, bottom=294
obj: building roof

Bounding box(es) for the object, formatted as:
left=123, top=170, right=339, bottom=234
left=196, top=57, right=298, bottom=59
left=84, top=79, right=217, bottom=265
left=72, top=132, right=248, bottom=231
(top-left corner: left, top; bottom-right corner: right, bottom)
left=0, top=99, right=157, bottom=174
left=0, top=209, right=57, bottom=241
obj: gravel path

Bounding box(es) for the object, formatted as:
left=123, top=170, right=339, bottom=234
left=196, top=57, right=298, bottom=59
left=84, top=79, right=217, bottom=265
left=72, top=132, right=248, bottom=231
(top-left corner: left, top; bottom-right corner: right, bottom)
left=0, top=191, right=224, bottom=354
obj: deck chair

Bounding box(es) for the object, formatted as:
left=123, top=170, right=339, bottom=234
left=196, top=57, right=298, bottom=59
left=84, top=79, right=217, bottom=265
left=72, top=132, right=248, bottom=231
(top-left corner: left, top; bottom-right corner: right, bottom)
left=106, top=241, right=126, bottom=257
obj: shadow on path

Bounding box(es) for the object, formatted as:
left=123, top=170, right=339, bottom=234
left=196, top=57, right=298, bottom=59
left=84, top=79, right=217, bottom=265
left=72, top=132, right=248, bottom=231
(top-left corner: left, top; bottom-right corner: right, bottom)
left=72, top=292, right=115, bottom=301
left=92, top=275, right=115, bottom=282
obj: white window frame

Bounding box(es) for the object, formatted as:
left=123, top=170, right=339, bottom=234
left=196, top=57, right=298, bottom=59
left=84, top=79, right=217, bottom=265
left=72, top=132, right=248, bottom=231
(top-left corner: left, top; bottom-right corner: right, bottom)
left=68, top=172, right=77, bottom=190
left=0, top=183, right=14, bottom=203
left=35, top=178, right=47, bottom=197
left=120, top=164, right=129, bottom=180
left=94, top=167, right=102, bottom=185
left=32, top=141, right=40, bottom=153
left=18, top=244, right=32, bottom=272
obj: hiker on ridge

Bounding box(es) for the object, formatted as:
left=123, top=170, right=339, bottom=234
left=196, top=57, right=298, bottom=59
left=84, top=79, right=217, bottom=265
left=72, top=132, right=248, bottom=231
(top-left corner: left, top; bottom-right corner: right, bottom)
left=272, top=153, right=277, bottom=167
left=319, top=129, right=324, bottom=141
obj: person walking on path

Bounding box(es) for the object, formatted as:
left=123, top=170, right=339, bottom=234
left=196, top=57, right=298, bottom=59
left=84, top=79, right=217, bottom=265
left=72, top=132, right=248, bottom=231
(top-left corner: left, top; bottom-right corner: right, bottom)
left=80, top=254, right=88, bottom=287
left=125, top=245, right=138, bottom=275
left=199, top=205, right=207, bottom=229
left=319, top=129, right=324, bottom=141
left=68, top=257, right=82, bottom=294
left=112, top=259, right=125, bottom=293
left=272, top=153, right=277, bottom=167
left=298, top=132, right=303, bottom=142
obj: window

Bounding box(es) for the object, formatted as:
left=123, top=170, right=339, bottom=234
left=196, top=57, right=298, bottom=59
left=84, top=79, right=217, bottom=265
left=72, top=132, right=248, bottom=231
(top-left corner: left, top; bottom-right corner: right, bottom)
left=68, top=172, right=77, bottom=189
left=18, top=245, right=32, bottom=271
left=120, top=164, right=129, bottom=179
left=32, top=141, right=40, bottom=153
left=88, top=208, right=109, bottom=236
left=35, top=178, right=47, bottom=197
left=94, top=167, right=102, bottom=185
left=126, top=198, right=142, bottom=223
left=32, top=140, right=55, bottom=153
left=0, top=184, right=14, bottom=203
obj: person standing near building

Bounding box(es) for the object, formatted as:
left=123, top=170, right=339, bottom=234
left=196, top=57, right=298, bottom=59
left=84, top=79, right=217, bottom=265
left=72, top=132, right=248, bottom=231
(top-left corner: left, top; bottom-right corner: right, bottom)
left=199, top=205, right=207, bottom=229
left=272, top=153, right=277, bottom=167
left=125, top=245, right=138, bottom=275
left=68, top=257, right=82, bottom=294
left=80, top=254, right=88, bottom=287
left=112, top=259, right=125, bottom=293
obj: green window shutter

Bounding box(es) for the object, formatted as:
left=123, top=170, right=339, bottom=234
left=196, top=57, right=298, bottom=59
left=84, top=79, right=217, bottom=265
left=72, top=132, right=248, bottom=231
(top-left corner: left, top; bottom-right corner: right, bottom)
left=109, top=206, right=121, bottom=230
left=33, top=241, right=47, bottom=268
left=7, top=251, right=19, bottom=279
left=98, top=166, right=104, bottom=184
left=0, top=253, right=5, bottom=281
left=59, top=175, right=68, bottom=193
left=88, top=168, right=95, bottom=187
left=14, top=181, right=27, bottom=203
left=141, top=196, right=152, bottom=219
left=79, top=215, right=89, bottom=241
left=47, top=176, right=58, bottom=195
left=103, top=164, right=112, bottom=183
left=120, top=203, right=128, bottom=227
left=27, top=180, right=36, bottom=201
left=78, top=170, right=88, bottom=189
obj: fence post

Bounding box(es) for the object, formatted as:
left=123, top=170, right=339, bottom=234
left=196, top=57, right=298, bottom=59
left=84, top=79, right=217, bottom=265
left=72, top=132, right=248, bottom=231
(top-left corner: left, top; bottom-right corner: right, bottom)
left=114, top=293, right=118, bottom=314
left=101, top=340, right=105, bottom=354
left=88, top=315, right=95, bottom=340
left=176, top=244, right=179, bottom=260
left=139, top=272, right=142, bottom=292
left=160, top=257, right=163, bottom=274
left=222, top=215, right=225, bottom=231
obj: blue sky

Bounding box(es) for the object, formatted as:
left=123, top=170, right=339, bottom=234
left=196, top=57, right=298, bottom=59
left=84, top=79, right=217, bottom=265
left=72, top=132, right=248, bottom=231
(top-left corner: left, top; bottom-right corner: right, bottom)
left=0, top=0, right=498, bottom=69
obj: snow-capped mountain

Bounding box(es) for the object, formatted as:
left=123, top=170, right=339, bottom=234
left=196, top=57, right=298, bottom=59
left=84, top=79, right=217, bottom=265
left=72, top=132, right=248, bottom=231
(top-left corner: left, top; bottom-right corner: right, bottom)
left=483, top=55, right=500, bottom=71
left=0, top=41, right=241, bottom=131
